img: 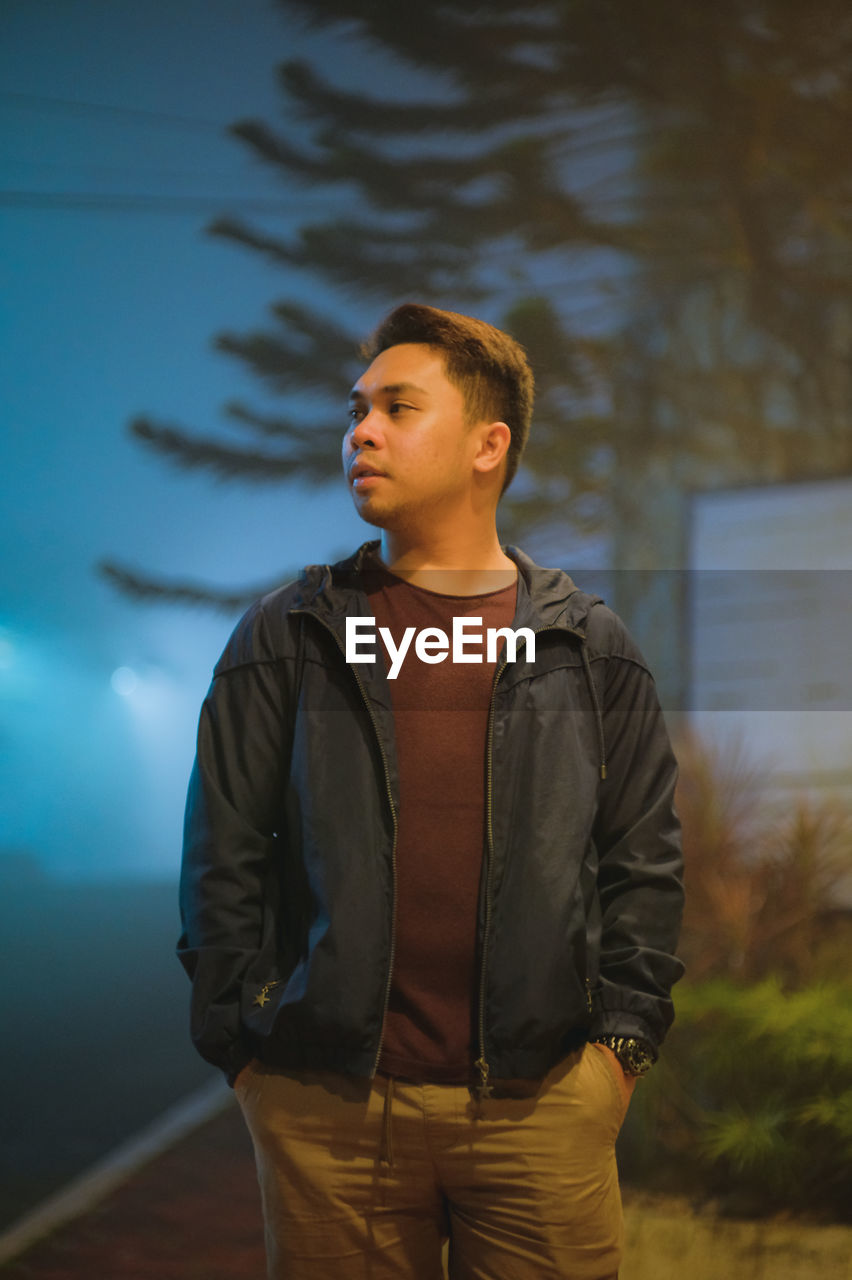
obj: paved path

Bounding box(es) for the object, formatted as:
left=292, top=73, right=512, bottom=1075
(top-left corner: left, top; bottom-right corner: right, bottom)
left=1, top=1098, right=265, bottom=1278
left=0, top=876, right=216, bottom=1232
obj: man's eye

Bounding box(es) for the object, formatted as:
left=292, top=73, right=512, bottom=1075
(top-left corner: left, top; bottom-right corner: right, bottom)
left=390, top=402, right=413, bottom=415
left=348, top=407, right=365, bottom=423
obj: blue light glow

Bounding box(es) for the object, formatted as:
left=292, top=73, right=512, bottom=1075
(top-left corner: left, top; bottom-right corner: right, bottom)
left=110, top=665, right=139, bottom=696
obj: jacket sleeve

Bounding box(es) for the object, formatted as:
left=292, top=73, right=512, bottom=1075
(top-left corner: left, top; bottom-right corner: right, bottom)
left=176, top=599, right=289, bottom=1085
left=588, top=610, right=685, bottom=1055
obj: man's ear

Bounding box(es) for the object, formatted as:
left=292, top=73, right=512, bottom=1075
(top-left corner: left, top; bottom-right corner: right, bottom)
left=472, top=421, right=511, bottom=476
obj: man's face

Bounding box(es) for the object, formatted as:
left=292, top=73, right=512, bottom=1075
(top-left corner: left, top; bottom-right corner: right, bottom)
left=342, top=343, right=480, bottom=528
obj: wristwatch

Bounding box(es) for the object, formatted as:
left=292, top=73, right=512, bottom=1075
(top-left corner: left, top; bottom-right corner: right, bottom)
left=591, top=1035, right=656, bottom=1077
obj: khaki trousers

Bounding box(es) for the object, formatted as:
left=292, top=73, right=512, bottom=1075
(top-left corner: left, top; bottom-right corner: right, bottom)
left=234, top=1042, right=631, bottom=1280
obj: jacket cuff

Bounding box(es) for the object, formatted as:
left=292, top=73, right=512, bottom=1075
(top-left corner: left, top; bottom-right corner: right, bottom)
left=589, top=1009, right=660, bottom=1054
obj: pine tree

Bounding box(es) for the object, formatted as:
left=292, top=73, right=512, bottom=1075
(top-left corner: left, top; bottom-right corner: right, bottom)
left=103, top=0, right=852, bottom=698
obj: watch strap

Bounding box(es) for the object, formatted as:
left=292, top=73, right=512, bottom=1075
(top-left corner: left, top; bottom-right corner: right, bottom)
left=590, top=1034, right=656, bottom=1076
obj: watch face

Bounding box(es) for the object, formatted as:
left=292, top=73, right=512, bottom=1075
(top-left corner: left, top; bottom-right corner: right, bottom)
left=622, top=1041, right=654, bottom=1075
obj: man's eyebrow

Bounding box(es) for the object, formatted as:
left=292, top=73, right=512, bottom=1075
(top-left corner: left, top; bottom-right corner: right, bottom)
left=348, top=382, right=431, bottom=403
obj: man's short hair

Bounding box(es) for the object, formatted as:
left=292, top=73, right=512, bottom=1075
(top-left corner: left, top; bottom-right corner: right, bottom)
left=360, top=303, right=534, bottom=495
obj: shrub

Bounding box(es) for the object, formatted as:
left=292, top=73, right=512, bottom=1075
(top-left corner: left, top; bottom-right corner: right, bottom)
left=674, top=727, right=852, bottom=986
left=621, top=979, right=852, bottom=1219
left=617, top=731, right=852, bottom=1219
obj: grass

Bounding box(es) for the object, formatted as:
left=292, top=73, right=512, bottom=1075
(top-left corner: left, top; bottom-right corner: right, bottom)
left=621, top=1192, right=852, bottom=1280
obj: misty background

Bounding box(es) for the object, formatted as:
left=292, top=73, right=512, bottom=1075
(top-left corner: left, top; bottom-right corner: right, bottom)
left=2, top=0, right=851, bottom=1236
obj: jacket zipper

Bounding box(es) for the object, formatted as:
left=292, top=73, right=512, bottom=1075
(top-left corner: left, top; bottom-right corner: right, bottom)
left=474, top=650, right=507, bottom=1100
left=253, top=979, right=282, bottom=1009
left=290, top=609, right=399, bottom=1077
left=474, top=623, right=584, bottom=1100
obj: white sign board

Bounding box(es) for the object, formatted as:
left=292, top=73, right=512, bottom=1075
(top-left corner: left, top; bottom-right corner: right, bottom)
left=688, top=477, right=852, bottom=799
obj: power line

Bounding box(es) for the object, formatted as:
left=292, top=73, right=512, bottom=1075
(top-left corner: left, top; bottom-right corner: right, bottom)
left=0, top=89, right=234, bottom=133
left=0, top=156, right=270, bottom=182
left=0, top=189, right=329, bottom=214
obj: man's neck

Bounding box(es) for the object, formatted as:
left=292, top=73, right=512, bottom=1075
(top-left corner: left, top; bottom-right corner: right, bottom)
left=377, top=528, right=517, bottom=597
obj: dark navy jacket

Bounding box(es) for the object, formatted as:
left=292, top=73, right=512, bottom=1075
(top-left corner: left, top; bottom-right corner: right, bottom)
left=177, top=539, right=685, bottom=1088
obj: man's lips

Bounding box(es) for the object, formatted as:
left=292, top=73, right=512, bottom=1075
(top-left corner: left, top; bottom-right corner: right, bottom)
left=350, top=462, right=387, bottom=486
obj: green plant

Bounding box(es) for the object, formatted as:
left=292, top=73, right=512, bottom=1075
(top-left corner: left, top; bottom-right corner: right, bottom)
left=639, top=980, right=852, bottom=1217
left=618, top=732, right=852, bottom=1219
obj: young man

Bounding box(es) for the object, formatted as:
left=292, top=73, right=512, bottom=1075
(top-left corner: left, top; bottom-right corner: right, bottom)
left=177, top=304, right=684, bottom=1280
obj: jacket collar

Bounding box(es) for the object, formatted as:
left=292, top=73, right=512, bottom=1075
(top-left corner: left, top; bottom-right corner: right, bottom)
left=502, top=543, right=602, bottom=636
left=292, top=538, right=602, bottom=640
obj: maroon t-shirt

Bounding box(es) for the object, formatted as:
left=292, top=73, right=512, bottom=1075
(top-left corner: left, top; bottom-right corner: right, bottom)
left=363, top=557, right=518, bottom=1082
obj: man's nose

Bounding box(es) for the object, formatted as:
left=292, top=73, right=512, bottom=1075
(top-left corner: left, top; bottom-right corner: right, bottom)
left=348, top=409, right=381, bottom=450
